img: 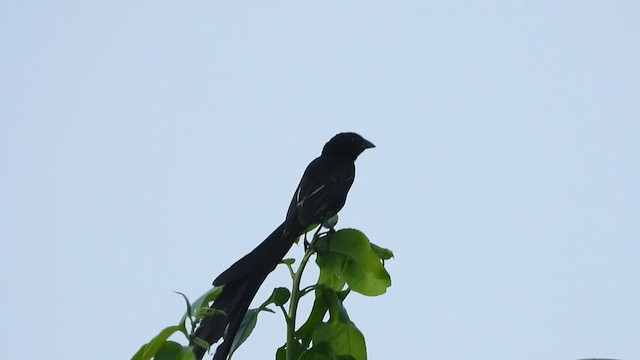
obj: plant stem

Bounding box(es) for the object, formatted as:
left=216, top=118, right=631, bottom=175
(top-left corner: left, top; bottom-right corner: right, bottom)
left=286, top=239, right=316, bottom=360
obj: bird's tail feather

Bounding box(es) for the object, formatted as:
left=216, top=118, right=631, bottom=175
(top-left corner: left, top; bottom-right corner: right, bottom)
left=192, top=221, right=301, bottom=360
left=210, top=270, right=269, bottom=360
left=213, top=222, right=300, bottom=286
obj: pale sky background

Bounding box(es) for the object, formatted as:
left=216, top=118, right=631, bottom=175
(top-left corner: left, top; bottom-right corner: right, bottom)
left=1, top=2, right=638, bottom=360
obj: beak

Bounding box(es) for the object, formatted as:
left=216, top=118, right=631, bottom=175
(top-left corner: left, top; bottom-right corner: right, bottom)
left=360, top=138, right=375, bottom=149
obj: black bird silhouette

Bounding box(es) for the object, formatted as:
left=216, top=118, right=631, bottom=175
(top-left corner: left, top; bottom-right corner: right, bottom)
left=192, top=132, right=375, bottom=360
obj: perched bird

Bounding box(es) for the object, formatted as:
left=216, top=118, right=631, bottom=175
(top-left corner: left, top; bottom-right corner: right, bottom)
left=192, top=132, right=375, bottom=360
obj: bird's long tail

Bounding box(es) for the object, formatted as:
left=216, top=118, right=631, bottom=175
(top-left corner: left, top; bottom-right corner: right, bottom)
left=192, top=221, right=301, bottom=360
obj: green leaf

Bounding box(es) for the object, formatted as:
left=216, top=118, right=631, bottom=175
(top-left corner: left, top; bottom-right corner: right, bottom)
left=228, top=309, right=259, bottom=358
left=312, top=322, right=366, bottom=360
left=190, top=337, right=210, bottom=355
left=297, top=285, right=359, bottom=351
left=272, top=287, right=291, bottom=306
left=276, top=345, right=286, bottom=360
left=197, top=307, right=226, bottom=318
left=369, top=242, right=394, bottom=260
left=132, top=344, right=147, bottom=360
left=181, top=286, right=224, bottom=324
left=227, top=301, right=276, bottom=358
left=281, top=258, right=296, bottom=265
left=258, top=287, right=288, bottom=310
left=316, top=248, right=348, bottom=292
left=173, top=291, right=193, bottom=329
left=276, top=341, right=306, bottom=360
left=336, top=289, right=350, bottom=302
left=316, top=229, right=391, bottom=296
left=316, top=286, right=351, bottom=325
left=155, top=341, right=196, bottom=360
left=132, top=325, right=186, bottom=360
left=300, top=342, right=336, bottom=360
left=296, top=288, right=330, bottom=346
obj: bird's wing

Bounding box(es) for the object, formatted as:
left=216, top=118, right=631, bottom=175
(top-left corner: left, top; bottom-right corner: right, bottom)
left=293, top=160, right=354, bottom=225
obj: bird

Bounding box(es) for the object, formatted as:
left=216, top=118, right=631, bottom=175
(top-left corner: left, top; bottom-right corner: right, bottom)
left=192, top=132, right=375, bottom=360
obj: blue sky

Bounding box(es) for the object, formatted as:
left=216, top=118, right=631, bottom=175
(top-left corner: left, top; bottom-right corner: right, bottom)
left=1, top=2, right=638, bottom=359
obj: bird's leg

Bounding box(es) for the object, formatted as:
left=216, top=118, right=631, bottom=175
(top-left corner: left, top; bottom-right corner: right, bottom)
left=303, top=231, right=310, bottom=251
left=306, top=225, right=324, bottom=251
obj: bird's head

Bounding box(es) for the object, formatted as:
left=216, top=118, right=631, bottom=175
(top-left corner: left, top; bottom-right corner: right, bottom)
left=322, top=132, right=375, bottom=160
